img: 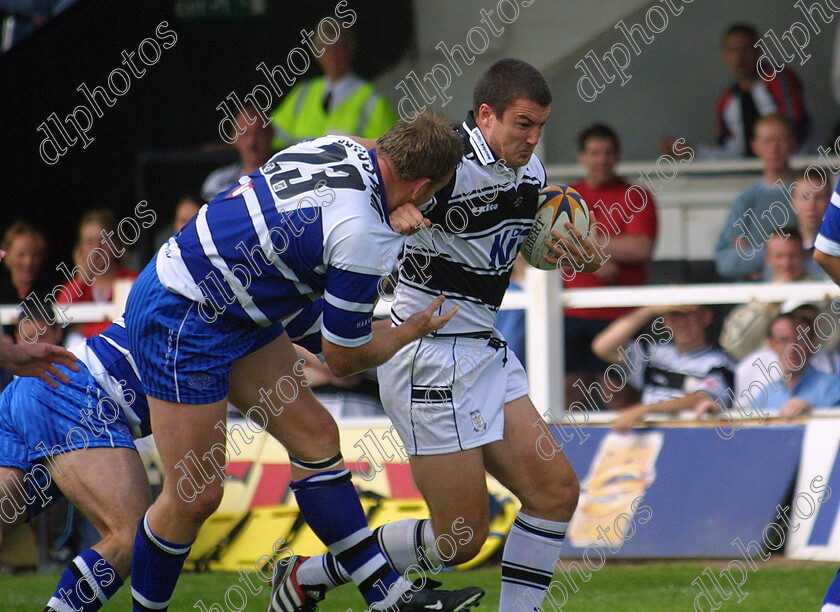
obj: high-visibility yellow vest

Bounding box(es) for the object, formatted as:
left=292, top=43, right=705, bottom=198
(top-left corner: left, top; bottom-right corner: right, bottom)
left=271, top=76, right=397, bottom=149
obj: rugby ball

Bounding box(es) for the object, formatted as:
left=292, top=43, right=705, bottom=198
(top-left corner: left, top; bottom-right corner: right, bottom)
left=520, top=185, right=590, bottom=270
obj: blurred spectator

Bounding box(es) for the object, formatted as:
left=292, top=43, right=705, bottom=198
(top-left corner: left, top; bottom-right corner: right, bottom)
left=270, top=26, right=397, bottom=149
left=495, top=254, right=527, bottom=370
left=734, top=301, right=839, bottom=397
left=57, top=209, right=137, bottom=339
left=792, top=171, right=833, bottom=280
left=719, top=229, right=826, bottom=360
left=760, top=313, right=840, bottom=417
left=714, top=114, right=796, bottom=280
left=565, top=124, right=657, bottom=409
left=591, top=305, right=734, bottom=430
left=0, top=220, right=50, bottom=304
left=153, top=195, right=201, bottom=250
left=664, top=24, right=810, bottom=159
left=201, top=104, right=274, bottom=202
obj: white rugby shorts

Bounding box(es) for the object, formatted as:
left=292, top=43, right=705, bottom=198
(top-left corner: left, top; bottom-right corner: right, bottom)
left=378, top=331, right=529, bottom=455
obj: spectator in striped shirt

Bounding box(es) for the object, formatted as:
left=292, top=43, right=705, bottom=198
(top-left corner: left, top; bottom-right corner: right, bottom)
left=591, top=304, right=734, bottom=432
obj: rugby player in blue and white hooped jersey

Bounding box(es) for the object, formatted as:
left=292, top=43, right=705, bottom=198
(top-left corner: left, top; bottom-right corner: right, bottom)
left=814, top=177, right=840, bottom=612
left=0, top=318, right=153, bottom=612
left=123, top=113, right=482, bottom=612
left=272, top=60, right=604, bottom=612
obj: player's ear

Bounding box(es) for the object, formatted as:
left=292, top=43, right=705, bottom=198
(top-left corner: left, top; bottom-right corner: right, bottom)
left=477, top=103, right=495, bottom=126
left=410, top=177, right=432, bottom=201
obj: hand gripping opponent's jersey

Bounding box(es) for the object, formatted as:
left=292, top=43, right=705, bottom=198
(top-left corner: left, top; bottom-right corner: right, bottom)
left=156, top=136, right=403, bottom=348
left=390, top=112, right=547, bottom=335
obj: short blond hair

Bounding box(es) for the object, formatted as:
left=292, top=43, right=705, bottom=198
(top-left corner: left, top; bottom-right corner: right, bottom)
left=377, top=111, right=463, bottom=184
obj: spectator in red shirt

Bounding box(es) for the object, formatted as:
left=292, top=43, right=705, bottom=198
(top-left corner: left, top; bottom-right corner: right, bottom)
left=664, top=24, right=810, bottom=159
left=58, top=209, right=138, bottom=339
left=566, top=124, right=658, bottom=409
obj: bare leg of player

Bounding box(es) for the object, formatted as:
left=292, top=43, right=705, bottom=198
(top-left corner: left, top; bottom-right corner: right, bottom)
left=483, top=395, right=579, bottom=611
left=408, top=448, right=492, bottom=565
left=49, top=447, right=152, bottom=577
left=130, top=396, right=229, bottom=611
left=0, top=466, right=27, bottom=549
left=229, top=333, right=414, bottom=610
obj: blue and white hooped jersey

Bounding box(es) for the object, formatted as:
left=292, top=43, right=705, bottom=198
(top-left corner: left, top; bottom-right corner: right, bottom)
left=69, top=317, right=150, bottom=439
left=816, top=183, right=840, bottom=256
left=155, top=135, right=403, bottom=348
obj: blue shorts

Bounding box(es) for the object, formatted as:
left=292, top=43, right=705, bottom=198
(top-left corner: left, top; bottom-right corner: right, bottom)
left=0, top=363, right=136, bottom=517
left=125, top=261, right=288, bottom=404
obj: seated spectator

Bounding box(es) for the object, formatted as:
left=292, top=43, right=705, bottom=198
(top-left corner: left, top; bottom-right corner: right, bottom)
left=153, top=195, right=201, bottom=250
left=735, top=301, right=839, bottom=397
left=664, top=24, right=810, bottom=159
left=0, top=221, right=50, bottom=304
left=792, top=171, right=833, bottom=280
left=714, top=114, right=796, bottom=280
left=201, top=103, right=274, bottom=202
left=270, top=26, right=397, bottom=149
left=591, top=305, right=734, bottom=431
left=57, top=209, right=137, bottom=339
left=565, top=124, right=657, bottom=409
left=719, top=229, right=825, bottom=360
left=759, top=313, right=840, bottom=417
left=495, top=254, right=527, bottom=370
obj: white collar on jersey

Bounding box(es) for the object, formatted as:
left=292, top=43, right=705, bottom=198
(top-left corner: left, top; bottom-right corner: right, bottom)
left=462, top=112, right=496, bottom=166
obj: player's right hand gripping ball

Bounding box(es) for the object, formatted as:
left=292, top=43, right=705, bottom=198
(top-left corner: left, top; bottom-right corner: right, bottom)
left=521, top=185, right=591, bottom=270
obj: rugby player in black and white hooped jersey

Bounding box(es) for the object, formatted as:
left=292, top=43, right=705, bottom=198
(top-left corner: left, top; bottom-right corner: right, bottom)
left=273, top=59, right=603, bottom=612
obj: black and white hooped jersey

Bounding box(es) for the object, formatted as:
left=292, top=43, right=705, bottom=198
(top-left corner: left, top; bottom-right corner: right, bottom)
left=155, top=136, right=404, bottom=348
left=390, top=112, right=547, bottom=336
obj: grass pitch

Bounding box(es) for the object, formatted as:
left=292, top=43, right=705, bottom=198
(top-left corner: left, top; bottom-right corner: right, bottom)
left=0, top=560, right=835, bottom=610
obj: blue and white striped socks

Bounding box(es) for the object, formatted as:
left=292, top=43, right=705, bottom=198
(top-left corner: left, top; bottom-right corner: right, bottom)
left=130, top=512, right=192, bottom=611
left=45, top=549, right=122, bottom=612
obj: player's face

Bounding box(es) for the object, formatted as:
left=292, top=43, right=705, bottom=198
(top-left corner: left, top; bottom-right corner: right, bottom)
left=795, top=184, right=831, bottom=234
left=5, top=234, right=44, bottom=287
left=479, top=98, right=550, bottom=169
left=766, top=236, right=806, bottom=282
left=578, top=137, right=618, bottom=186
left=722, top=32, right=759, bottom=81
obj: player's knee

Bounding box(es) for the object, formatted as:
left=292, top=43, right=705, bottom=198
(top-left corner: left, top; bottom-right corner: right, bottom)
left=446, top=528, right=487, bottom=565
left=179, top=486, right=224, bottom=525
left=520, top=472, right=580, bottom=520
